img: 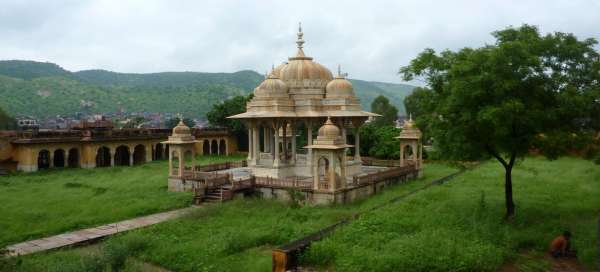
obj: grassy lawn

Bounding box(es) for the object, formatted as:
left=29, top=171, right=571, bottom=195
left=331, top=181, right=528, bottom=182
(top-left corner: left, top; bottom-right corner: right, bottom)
left=0, top=154, right=245, bottom=248
left=7, top=162, right=460, bottom=272
left=301, top=156, right=600, bottom=271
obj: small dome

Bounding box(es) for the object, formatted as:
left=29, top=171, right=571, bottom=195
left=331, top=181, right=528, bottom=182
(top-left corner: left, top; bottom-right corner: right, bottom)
left=326, top=76, right=354, bottom=98
left=403, top=116, right=415, bottom=129
left=172, top=120, right=191, bottom=136
left=317, top=117, right=341, bottom=139
left=270, top=63, right=287, bottom=77
left=254, top=74, right=289, bottom=98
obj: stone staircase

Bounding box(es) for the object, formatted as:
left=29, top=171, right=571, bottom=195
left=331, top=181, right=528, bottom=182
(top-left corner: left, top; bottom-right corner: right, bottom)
left=201, top=185, right=233, bottom=203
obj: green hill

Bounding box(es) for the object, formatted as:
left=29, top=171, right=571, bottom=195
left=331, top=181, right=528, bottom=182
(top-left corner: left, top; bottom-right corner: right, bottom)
left=0, top=60, right=415, bottom=118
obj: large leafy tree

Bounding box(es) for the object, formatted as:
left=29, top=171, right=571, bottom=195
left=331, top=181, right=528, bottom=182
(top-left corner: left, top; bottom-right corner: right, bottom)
left=371, top=95, right=399, bottom=126
left=206, top=94, right=253, bottom=151
left=400, top=25, right=600, bottom=219
left=403, top=86, right=437, bottom=143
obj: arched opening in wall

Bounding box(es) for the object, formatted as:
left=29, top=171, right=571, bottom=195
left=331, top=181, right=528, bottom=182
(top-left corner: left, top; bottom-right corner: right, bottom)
left=53, top=149, right=65, bottom=168
left=114, top=146, right=130, bottom=166
left=133, top=145, right=146, bottom=165
left=335, top=155, right=344, bottom=187
left=219, top=139, right=226, bottom=155
left=171, top=150, right=179, bottom=176
left=203, top=140, right=210, bottom=155
left=211, top=139, right=218, bottom=155
left=96, top=147, right=111, bottom=167
left=184, top=150, right=193, bottom=173
left=317, top=157, right=330, bottom=182
left=259, top=127, right=264, bottom=152
left=403, top=145, right=414, bottom=165
left=154, top=144, right=164, bottom=160
left=68, top=148, right=79, bottom=168
left=38, top=150, right=50, bottom=170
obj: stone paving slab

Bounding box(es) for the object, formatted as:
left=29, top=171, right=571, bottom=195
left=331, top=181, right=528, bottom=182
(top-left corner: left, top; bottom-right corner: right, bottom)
left=4, top=207, right=197, bottom=257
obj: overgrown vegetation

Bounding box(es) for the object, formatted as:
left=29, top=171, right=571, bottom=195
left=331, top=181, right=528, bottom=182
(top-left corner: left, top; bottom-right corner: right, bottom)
left=9, top=163, right=459, bottom=272
left=301, top=157, right=600, bottom=271
left=0, top=154, right=244, bottom=248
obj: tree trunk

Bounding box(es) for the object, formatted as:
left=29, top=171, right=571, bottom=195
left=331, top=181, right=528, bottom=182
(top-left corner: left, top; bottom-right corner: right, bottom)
left=504, top=164, right=515, bottom=219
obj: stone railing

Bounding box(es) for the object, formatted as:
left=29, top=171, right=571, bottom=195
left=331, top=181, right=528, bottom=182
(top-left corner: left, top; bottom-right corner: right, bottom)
left=255, top=176, right=312, bottom=189
left=194, top=160, right=247, bottom=172
left=352, top=165, right=416, bottom=186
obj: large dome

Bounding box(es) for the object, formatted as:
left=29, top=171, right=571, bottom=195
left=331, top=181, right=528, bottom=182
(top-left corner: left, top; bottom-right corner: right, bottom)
left=276, top=25, right=333, bottom=83
left=279, top=56, right=333, bottom=82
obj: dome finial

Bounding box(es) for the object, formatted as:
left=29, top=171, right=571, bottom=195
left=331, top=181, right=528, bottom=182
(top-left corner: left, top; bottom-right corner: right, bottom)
left=337, top=64, right=342, bottom=77
left=177, top=113, right=184, bottom=124
left=296, top=22, right=304, bottom=50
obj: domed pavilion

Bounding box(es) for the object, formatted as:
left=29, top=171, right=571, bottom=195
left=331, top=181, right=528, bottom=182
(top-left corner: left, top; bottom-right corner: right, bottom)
left=228, top=24, right=378, bottom=180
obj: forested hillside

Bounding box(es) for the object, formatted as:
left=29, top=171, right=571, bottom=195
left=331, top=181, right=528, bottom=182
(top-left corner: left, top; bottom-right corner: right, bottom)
left=0, top=60, right=415, bottom=118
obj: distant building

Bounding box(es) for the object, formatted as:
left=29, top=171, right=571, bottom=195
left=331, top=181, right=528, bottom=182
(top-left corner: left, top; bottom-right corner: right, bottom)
left=0, top=118, right=238, bottom=172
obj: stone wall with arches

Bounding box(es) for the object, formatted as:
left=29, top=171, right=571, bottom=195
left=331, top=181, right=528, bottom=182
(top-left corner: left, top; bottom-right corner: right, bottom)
left=11, top=139, right=161, bottom=172
left=195, top=135, right=237, bottom=156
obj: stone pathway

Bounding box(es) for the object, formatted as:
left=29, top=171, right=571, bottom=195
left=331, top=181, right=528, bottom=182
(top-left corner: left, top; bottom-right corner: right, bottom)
left=5, top=206, right=197, bottom=256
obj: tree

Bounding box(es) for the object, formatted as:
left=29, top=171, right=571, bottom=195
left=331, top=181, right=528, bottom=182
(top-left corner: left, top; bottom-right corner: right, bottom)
left=206, top=94, right=253, bottom=151
left=371, top=95, right=399, bottom=126
left=0, top=107, right=16, bottom=130
left=400, top=25, right=600, bottom=219
left=403, top=86, right=437, bottom=143
left=359, top=123, right=401, bottom=159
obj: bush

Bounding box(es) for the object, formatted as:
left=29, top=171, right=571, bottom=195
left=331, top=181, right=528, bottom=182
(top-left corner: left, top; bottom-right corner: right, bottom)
left=102, top=235, right=148, bottom=271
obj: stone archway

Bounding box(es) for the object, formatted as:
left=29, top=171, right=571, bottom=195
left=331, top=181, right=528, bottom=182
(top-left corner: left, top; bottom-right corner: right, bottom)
left=154, top=143, right=164, bottom=160
left=219, top=139, right=226, bottom=155
left=211, top=139, right=218, bottom=155
left=133, top=145, right=146, bottom=165
left=203, top=139, right=210, bottom=155
left=96, top=147, right=111, bottom=167
left=317, top=156, right=329, bottom=181
left=114, top=146, right=130, bottom=166
left=68, top=148, right=79, bottom=168
left=170, top=150, right=180, bottom=176
left=38, top=150, right=50, bottom=170
left=53, top=149, right=65, bottom=168
left=403, top=144, right=414, bottom=160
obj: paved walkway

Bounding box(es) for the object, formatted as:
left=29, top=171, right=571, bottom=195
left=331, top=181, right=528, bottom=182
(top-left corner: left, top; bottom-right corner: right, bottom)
left=5, top=206, right=197, bottom=256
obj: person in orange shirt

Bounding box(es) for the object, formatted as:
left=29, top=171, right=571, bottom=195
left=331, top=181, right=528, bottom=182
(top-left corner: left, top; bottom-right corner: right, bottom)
left=549, top=231, right=575, bottom=258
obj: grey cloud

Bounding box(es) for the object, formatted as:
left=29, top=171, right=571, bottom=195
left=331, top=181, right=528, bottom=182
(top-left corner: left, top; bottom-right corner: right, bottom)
left=0, top=0, right=598, bottom=83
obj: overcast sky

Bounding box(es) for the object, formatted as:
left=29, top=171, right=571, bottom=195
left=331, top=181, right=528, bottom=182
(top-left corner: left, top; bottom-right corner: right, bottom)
left=1, top=0, right=598, bottom=83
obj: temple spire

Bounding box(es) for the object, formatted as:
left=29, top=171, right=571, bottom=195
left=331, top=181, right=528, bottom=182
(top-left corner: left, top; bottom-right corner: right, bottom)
left=296, top=22, right=304, bottom=50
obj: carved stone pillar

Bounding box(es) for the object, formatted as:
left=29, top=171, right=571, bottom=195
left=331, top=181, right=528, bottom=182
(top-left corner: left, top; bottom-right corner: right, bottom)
left=291, top=123, right=296, bottom=164
left=354, top=128, right=361, bottom=162
left=273, top=123, right=280, bottom=167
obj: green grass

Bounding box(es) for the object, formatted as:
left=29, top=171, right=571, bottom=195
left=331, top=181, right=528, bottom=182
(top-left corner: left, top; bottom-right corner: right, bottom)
left=0, top=154, right=244, bottom=248
left=8, top=162, right=459, bottom=272
left=301, top=156, right=600, bottom=271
